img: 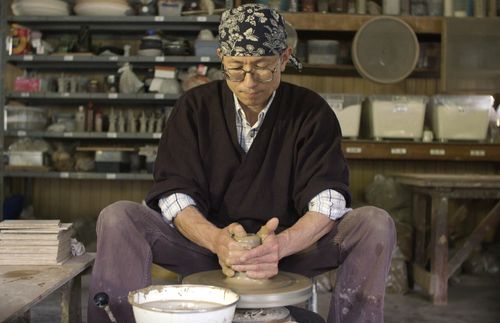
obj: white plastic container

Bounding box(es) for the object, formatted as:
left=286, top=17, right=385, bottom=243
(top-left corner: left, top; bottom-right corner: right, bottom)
left=128, top=284, right=239, bottom=323
left=429, top=95, right=493, bottom=141
left=8, top=151, right=47, bottom=166
left=4, top=106, right=47, bottom=131
left=307, top=40, right=339, bottom=65
left=321, top=93, right=363, bottom=138
left=365, top=95, right=428, bottom=140
left=158, top=0, right=183, bottom=16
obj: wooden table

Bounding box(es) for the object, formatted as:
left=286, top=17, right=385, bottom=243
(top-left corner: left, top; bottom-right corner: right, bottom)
left=393, top=173, right=500, bottom=305
left=0, top=253, right=95, bottom=322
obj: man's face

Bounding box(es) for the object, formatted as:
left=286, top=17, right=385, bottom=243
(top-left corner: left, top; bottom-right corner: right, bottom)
left=219, top=49, right=291, bottom=108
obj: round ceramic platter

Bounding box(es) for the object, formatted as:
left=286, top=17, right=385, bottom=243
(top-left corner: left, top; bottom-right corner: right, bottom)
left=183, top=270, right=312, bottom=309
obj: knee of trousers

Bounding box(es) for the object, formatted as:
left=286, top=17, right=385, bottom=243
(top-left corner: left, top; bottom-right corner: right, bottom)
left=356, top=206, right=396, bottom=248
left=96, top=200, right=139, bottom=235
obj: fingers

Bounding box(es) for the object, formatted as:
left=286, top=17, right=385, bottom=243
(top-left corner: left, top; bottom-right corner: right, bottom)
left=220, top=260, right=235, bottom=278
left=228, top=223, right=247, bottom=238
left=232, top=263, right=279, bottom=279
left=256, top=217, right=279, bottom=241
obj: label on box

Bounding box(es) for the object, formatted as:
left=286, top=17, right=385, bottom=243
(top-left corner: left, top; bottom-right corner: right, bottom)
left=390, top=148, right=407, bottom=155
left=346, top=147, right=362, bottom=154
left=106, top=173, right=117, bottom=180
left=429, top=149, right=445, bottom=156
left=470, top=149, right=485, bottom=156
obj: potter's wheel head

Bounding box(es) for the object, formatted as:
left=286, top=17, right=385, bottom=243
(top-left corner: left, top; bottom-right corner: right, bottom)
left=183, top=270, right=312, bottom=309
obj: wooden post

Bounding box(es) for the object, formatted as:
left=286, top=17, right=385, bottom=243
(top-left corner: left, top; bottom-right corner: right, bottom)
left=430, top=194, right=448, bottom=305
left=60, top=276, right=82, bottom=323
left=413, top=192, right=427, bottom=265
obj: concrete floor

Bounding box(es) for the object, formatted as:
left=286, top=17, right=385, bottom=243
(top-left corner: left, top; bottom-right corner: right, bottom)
left=12, top=272, right=500, bottom=323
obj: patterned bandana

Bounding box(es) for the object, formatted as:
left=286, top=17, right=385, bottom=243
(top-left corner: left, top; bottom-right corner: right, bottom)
left=218, top=4, right=302, bottom=71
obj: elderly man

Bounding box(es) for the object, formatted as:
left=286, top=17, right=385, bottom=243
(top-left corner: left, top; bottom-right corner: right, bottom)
left=88, top=4, right=395, bottom=323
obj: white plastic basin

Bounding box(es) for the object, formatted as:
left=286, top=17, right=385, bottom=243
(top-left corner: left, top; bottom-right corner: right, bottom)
left=128, top=284, right=239, bottom=323
left=365, top=95, right=428, bottom=139
left=429, top=95, right=493, bottom=141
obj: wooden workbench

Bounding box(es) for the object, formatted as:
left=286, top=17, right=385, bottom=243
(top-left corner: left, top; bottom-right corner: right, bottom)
left=0, top=252, right=95, bottom=322
left=393, top=173, right=500, bottom=305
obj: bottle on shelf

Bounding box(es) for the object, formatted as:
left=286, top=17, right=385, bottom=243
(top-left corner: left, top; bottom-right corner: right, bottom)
left=86, top=101, right=94, bottom=131
left=75, top=105, right=85, bottom=132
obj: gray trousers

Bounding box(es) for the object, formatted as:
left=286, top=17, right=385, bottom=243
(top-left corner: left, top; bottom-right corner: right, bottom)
left=88, top=201, right=395, bottom=323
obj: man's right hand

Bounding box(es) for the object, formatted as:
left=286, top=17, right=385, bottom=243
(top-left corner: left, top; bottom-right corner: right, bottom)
left=214, top=223, right=247, bottom=277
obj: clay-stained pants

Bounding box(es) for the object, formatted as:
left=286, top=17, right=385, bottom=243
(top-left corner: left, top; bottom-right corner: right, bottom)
left=88, top=201, right=395, bottom=323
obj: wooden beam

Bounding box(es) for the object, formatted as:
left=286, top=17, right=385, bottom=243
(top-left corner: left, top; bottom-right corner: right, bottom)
left=412, top=264, right=433, bottom=294
left=448, top=201, right=500, bottom=279
left=430, top=195, right=448, bottom=305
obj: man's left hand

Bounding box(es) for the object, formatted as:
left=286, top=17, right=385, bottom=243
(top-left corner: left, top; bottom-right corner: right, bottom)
left=231, top=217, right=280, bottom=279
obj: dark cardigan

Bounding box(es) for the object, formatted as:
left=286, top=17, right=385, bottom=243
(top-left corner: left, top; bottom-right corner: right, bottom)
left=146, top=80, right=351, bottom=233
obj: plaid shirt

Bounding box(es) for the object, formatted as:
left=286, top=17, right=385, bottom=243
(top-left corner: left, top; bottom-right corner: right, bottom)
left=159, top=92, right=350, bottom=223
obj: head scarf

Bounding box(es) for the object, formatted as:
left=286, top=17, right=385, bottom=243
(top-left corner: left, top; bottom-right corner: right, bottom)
left=218, top=4, right=302, bottom=71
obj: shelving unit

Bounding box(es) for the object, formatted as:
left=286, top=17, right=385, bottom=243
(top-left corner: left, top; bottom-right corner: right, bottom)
left=2, top=5, right=499, bottom=221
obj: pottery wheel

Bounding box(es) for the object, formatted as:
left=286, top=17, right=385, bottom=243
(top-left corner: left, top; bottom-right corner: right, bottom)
left=183, top=270, right=312, bottom=309
left=233, top=307, right=291, bottom=322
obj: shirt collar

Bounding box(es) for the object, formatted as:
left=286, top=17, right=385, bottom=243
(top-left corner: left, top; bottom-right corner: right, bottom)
left=233, top=91, right=276, bottom=126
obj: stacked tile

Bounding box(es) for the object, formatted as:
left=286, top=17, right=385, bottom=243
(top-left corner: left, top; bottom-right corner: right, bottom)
left=0, top=220, right=73, bottom=265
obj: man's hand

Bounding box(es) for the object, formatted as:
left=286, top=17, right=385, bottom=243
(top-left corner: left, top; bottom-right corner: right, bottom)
left=213, top=223, right=247, bottom=278
left=231, top=218, right=280, bottom=279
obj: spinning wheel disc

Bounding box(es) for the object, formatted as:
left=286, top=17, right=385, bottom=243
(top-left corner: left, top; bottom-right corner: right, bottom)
left=183, top=270, right=312, bottom=309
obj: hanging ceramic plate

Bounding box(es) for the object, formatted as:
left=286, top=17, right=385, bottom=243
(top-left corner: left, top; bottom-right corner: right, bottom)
left=352, top=16, right=420, bottom=84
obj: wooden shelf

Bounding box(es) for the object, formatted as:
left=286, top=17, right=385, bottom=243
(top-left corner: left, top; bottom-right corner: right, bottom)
left=341, top=140, right=500, bottom=161
left=282, top=13, right=443, bottom=34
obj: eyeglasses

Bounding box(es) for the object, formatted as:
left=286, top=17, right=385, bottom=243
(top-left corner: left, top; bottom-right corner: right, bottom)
left=221, top=60, right=281, bottom=83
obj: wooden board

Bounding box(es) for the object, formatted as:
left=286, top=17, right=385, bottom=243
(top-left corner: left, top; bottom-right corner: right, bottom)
left=0, top=253, right=95, bottom=322
left=392, top=173, right=500, bottom=188
left=0, top=223, right=73, bottom=234
left=0, top=220, right=60, bottom=229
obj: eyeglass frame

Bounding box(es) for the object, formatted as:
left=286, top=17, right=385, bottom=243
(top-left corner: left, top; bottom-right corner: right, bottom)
left=220, top=57, right=282, bottom=83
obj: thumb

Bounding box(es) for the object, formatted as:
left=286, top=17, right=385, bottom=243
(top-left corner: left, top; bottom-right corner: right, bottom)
left=257, top=217, right=279, bottom=241
left=229, top=223, right=247, bottom=238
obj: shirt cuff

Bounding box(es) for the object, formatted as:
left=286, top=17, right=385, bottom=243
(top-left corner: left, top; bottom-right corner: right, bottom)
left=308, top=189, right=351, bottom=221
left=158, top=193, right=197, bottom=224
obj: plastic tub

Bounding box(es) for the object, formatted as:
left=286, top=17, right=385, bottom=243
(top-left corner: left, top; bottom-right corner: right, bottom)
left=158, top=0, right=183, bottom=16
left=320, top=93, right=363, bottom=138
left=5, top=106, right=47, bottom=131
left=364, top=95, right=428, bottom=140
left=307, top=40, right=339, bottom=64
left=429, top=95, right=493, bottom=141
